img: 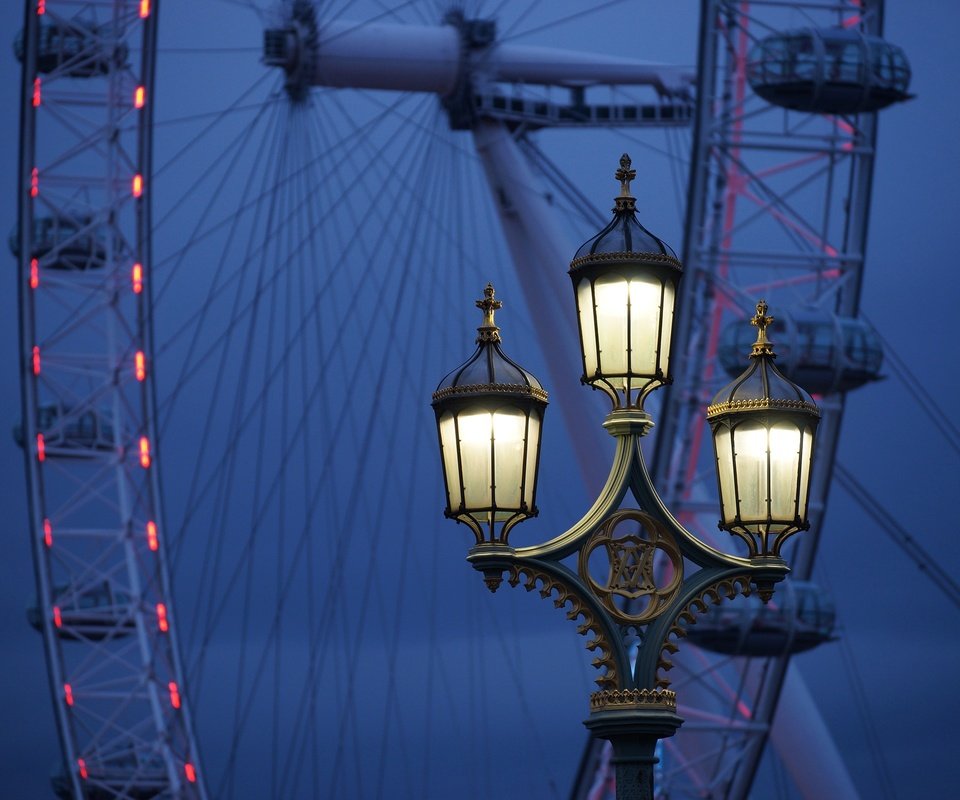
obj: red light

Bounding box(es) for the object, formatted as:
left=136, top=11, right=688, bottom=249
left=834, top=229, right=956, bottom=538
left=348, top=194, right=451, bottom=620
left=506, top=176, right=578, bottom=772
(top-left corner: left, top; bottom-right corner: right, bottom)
left=77, top=758, right=87, bottom=779
left=37, top=433, right=45, bottom=462
left=30, top=258, right=39, bottom=289
left=156, top=602, right=169, bottom=632
left=132, top=174, right=143, bottom=198
left=132, top=262, right=143, bottom=294
left=135, top=350, right=146, bottom=381
left=147, top=520, right=159, bottom=551
left=43, top=518, right=52, bottom=547
left=32, top=345, right=41, bottom=375
left=135, top=86, right=145, bottom=108
left=53, top=606, right=62, bottom=627
left=168, top=681, right=181, bottom=709
left=33, top=77, right=41, bottom=107
left=139, top=436, right=151, bottom=468
left=184, top=763, right=197, bottom=783
left=31, top=167, right=38, bottom=197
left=139, top=0, right=150, bottom=18
left=64, top=683, right=74, bottom=706
left=37, top=0, right=45, bottom=15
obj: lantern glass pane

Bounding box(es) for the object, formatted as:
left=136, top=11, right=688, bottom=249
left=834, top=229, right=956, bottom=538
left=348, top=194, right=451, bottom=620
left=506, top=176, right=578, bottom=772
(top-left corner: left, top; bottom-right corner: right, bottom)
left=659, top=280, right=676, bottom=376
left=769, top=423, right=802, bottom=520
left=594, top=275, right=630, bottom=375
left=714, top=425, right=736, bottom=525
left=457, top=410, right=493, bottom=511
left=626, top=276, right=667, bottom=375
left=491, top=408, right=528, bottom=514
left=438, top=411, right=461, bottom=512
left=733, top=422, right=768, bottom=523
left=523, top=412, right=542, bottom=510
left=798, top=427, right=814, bottom=520
left=577, top=278, right=598, bottom=377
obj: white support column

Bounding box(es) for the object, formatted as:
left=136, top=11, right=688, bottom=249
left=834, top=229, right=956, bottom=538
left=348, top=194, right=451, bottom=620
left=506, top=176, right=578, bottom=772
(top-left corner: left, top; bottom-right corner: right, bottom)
left=471, top=120, right=609, bottom=497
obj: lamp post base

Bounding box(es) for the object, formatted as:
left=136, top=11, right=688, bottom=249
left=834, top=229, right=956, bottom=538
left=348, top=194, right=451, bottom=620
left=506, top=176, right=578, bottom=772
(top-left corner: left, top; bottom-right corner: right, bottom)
left=584, top=699, right=683, bottom=800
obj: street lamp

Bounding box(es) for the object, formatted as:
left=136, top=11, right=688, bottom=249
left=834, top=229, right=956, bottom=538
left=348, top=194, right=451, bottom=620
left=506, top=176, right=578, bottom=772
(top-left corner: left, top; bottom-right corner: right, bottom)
left=432, top=155, right=820, bottom=798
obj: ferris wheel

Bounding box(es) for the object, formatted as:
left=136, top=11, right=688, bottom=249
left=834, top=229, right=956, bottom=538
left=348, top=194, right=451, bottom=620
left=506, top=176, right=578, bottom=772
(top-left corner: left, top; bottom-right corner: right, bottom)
left=13, top=1, right=914, bottom=798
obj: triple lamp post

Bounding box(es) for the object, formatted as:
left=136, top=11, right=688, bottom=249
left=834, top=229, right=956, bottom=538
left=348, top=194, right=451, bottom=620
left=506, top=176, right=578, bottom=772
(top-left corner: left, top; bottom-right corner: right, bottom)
left=431, top=155, right=820, bottom=799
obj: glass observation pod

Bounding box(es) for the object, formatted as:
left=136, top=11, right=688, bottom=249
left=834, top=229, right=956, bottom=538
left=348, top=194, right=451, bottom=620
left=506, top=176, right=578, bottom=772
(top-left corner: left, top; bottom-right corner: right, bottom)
left=14, top=21, right=129, bottom=77
left=27, top=581, right=135, bottom=641
left=683, top=580, right=836, bottom=657
left=14, top=405, right=116, bottom=455
left=747, top=27, right=911, bottom=114
left=718, top=309, right=883, bottom=395
left=9, top=215, right=108, bottom=271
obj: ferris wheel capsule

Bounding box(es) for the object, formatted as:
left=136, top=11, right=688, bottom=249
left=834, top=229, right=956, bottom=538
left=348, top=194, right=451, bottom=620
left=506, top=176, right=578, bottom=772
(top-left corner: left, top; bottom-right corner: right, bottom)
left=747, top=27, right=911, bottom=114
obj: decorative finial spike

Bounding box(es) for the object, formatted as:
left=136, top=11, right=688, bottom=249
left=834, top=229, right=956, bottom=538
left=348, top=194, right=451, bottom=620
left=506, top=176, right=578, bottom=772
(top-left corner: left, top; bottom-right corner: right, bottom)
left=475, top=282, right=502, bottom=343
left=749, top=299, right=776, bottom=358
left=615, top=153, right=636, bottom=198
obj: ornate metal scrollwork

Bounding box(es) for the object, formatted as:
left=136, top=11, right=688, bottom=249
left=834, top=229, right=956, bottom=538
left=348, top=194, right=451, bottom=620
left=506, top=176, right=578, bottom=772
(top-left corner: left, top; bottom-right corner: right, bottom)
left=505, top=564, right=620, bottom=690
left=654, top=574, right=753, bottom=689
left=578, top=509, right=684, bottom=626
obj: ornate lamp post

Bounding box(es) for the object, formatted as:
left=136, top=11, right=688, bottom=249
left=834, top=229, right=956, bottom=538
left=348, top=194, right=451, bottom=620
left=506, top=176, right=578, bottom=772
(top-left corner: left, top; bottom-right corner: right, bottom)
left=431, top=156, right=820, bottom=799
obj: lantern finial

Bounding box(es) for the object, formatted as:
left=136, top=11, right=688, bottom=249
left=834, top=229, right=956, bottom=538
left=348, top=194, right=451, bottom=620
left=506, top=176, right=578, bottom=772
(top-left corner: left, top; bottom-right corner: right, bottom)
left=750, top=299, right=776, bottom=358
left=476, top=282, right=502, bottom=343
left=614, top=154, right=637, bottom=211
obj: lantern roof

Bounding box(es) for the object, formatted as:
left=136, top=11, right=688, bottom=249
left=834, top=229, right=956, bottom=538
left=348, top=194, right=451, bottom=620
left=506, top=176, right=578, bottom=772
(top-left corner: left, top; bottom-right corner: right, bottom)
left=707, top=301, right=820, bottom=420
left=570, top=154, right=681, bottom=269
left=432, top=284, right=548, bottom=405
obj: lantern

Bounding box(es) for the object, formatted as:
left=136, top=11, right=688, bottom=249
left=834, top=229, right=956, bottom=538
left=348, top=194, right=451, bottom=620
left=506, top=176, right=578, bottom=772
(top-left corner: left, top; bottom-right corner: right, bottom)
left=432, top=284, right=548, bottom=543
left=707, top=301, right=820, bottom=558
left=569, top=154, right=682, bottom=409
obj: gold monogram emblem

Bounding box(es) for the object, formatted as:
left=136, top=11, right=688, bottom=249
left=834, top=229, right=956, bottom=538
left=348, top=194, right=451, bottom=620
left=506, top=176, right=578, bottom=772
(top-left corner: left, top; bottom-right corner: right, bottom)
left=579, top=510, right=683, bottom=625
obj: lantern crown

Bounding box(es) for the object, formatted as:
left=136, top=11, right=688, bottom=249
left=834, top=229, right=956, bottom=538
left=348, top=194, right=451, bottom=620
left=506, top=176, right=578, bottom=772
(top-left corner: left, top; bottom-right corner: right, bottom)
left=707, top=300, right=820, bottom=421
left=432, top=283, right=548, bottom=406
left=571, top=154, right=680, bottom=266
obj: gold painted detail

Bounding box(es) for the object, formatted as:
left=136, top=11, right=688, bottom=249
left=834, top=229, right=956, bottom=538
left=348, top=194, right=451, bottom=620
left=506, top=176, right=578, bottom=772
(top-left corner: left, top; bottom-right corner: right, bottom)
left=705, top=396, right=820, bottom=418
left=579, top=510, right=683, bottom=626
left=569, top=251, right=682, bottom=271
left=475, top=282, right=502, bottom=343
left=750, top=299, right=776, bottom=358
left=590, top=688, right=677, bottom=712
left=431, top=383, right=548, bottom=403
left=506, top=564, right=619, bottom=690
left=654, top=575, right=753, bottom=689
left=614, top=153, right=637, bottom=212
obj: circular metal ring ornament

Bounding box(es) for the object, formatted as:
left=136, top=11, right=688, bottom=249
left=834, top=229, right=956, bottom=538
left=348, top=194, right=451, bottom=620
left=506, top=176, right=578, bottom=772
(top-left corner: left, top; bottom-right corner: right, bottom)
left=578, top=509, right=684, bottom=625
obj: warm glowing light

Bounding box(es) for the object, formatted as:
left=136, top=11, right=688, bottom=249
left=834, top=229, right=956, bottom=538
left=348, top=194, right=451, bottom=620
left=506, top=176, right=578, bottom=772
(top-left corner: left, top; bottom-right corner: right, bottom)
left=139, top=0, right=150, bottom=18
left=135, top=351, right=146, bottom=381
left=31, top=167, right=39, bottom=197
left=37, top=0, right=45, bottom=14
left=30, top=258, right=39, bottom=289
left=168, top=681, right=181, bottom=709
left=132, top=262, right=143, bottom=293
left=184, top=763, right=197, bottom=783
left=134, top=86, right=146, bottom=108
left=147, top=520, right=159, bottom=551
left=132, top=174, right=143, bottom=198
left=77, top=758, right=87, bottom=779
left=53, top=606, right=62, bottom=627
left=64, top=683, right=74, bottom=706
left=139, top=436, right=151, bottom=468
left=37, top=433, right=46, bottom=462
left=43, top=518, right=52, bottom=548
left=156, top=603, right=169, bottom=632
left=33, top=77, right=41, bottom=107
left=32, top=345, right=41, bottom=375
